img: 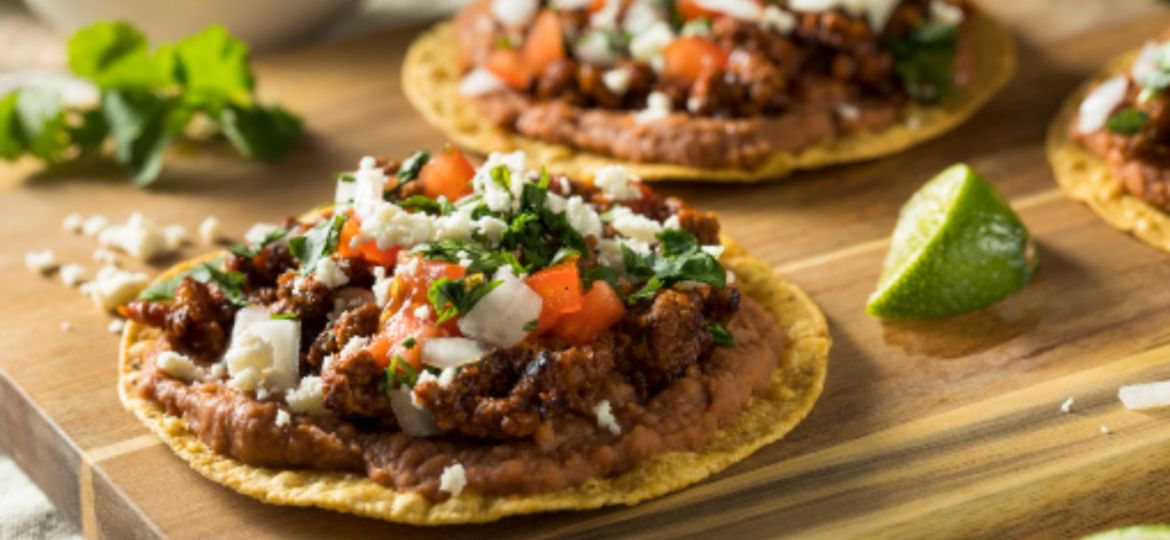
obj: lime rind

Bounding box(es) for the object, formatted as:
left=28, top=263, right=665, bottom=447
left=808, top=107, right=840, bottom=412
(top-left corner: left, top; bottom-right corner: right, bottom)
left=867, top=164, right=1037, bottom=320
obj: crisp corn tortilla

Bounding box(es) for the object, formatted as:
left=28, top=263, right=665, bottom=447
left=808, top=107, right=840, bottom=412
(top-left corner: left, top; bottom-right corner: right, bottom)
left=118, top=236, right=830, bottom=525
left=1047, top=48, right=1170, bottom=252
left=402, top=13, right=1015, bottom=183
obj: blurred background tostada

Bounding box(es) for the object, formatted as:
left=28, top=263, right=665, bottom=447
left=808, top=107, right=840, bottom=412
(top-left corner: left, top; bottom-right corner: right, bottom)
left=404, top=0, right=1015, bottom=181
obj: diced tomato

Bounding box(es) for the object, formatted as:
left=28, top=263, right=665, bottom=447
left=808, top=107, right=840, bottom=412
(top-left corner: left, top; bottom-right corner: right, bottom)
left=525, top=261, right=585, bottom=334
left=662, top=37, right=729, bottom=85
left=676, top=0, right=763, bottom=21
left=586, top=0, right=606, bottom=12
left=418, top=147, right=475, bottom=202
left=487, top=48, right=532, bottom=89
left=551, top=281, right=626, bottom=345
left=338, top=215, right=399, bottom=267
left=369, top=311, right=444, bottom=371
left=522, top=11, right=566, bottom=78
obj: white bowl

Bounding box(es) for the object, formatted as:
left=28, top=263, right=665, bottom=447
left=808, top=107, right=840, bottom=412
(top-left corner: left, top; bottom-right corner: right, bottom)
left=22, top=0, right=360, bottom=52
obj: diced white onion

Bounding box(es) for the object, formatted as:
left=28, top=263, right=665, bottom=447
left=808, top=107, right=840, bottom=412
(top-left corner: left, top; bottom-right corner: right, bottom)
left=422, top=337, right=490, bottom=369
left=335, top=178, right=357, bottom=205
left=1132, top=42, right=1161, bottom=84
left=231, top=305, right=271, bottom=343
left=1077, top=76, right=1129, bottom=134
left=389, top=388, right=440, bottom=437
left=459, top=67, right=507, bottom=97
left=1119, top=380, right=1170, bottom=410
left=457, top=272, right=542, bottom=348
left=693, top=0, right=762, bottom=20
left=575, top=31, right=618, bottom=67
left=491, top=0, right=539, bottom=27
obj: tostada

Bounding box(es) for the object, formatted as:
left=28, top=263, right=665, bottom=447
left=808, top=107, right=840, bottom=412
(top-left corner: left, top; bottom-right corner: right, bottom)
left=403, top=0, right=1015, bottom=182
left=117, top=148, right=830, bottom=524
left=1049, top=31, right=1170, bottom=252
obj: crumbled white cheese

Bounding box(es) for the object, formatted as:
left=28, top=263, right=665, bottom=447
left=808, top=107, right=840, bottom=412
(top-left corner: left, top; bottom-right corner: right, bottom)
left=459, top=67, right=508, bottom=97
left=163, top=225, right=189, bottom=250
left=1132, top=42, right=1162, bottom=86
left=157, top=351, right=200, bottom=382
left=98, top=213, right=167, bottom=260
left=593, top=400, right=621, bottom=435
left=837, top=103, right=861, bottom=122
left=611, top=206, right=663, bottom=242
left=602, top=68, right=631, bottom=95
left=339, top=335, right=370, bottom=361
left=1119, top=380, right=1170, bottom=410
left=1059, top=396, right=1074, bottom=414
left=313, top=257, right=350, bottom=289
left=439, top=463, right=467, bottom=497
left=634, top=91, right=673, bottom=123
left=372, top=267, right=393, bottom=308
left=575, top=30, right=618, bottom=66
left=761, top=5, right=797, bottom=34
left=82, top=215, right=108, bottom=237
left=60, top=321, right=72, bottom=332
left=551, top=0, right=593, bottom=9
left=198, top=216, right=221, bottom=245
left=491, top=0, right=538, bottom=27
left=225, top=320, right=300, bottom=393
left=593, top=165, right=641, bottom=201
left=929, top=0, right=964, bottom=26
left=472, top=151, right=528, bottom=213
left=414, top=304, right=432, bottom=320
left=82, top=266, right=149, bottom=311
left=59, top=264, right=86, bottom=287
left=275, top=409, right=291, bottom=427
left=622, top=1, right=664, bottom=34
left=225, top=332, right=276, bottom=392
left=434, top=205, right=476, bottom=242
left=25, top=250, right=56, bottom=273
left=596, top=238, right=625, bottom=270
left=92, top=248, right=118, bottom=265
left=243, top=222, right=282, bottom=245
left=565, top=196, right=603, bottom=238
left=788, top=0, right=899, bottom=33
left=286, top=376, right=328, bottom=416
left=360, top=202, right=436, bottom=250
left=62, top=213, right=84, bottom=234
left=207, top=362, right=227, bottom=380
left=1100, top=424, right=1111, bottom=435
left=629, top=21, right=675, bottom=71
left=474, top=216, right=508, bottom=244
left=352, top=156, right=390, bottom=218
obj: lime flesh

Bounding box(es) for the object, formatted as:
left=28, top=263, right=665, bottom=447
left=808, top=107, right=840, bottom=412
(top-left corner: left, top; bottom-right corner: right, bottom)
left=866, top=163, right=1038, bottom=320
left=1081, top=525, right=1170, bottom=540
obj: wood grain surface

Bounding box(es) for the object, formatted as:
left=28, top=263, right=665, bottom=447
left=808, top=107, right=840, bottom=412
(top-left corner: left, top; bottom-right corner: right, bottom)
left=3, top=1, right=1170, bottom=538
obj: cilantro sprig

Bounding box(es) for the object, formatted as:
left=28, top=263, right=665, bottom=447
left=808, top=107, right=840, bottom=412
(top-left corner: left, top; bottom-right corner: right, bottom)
left=289, top=214, right=346, bottom=276
left=412, top=239, right=524, bottom=275
left=137, top=260, right=247, bottom=306
left=0, top=21, right=301, bottom=185
left=1107, top=108, right=1150, bottom=136
left=886, top=23, right=958, bottom=105
left=706, top=322, right=736, bottom=347
left=427, top=275, right=502, bottom=324
left=384, top=355, right=419, bottom=389
left=622, top=229, right=727, bottom=305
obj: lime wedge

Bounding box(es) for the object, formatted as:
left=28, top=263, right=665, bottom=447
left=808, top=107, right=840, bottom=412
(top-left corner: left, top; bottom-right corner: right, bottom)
left=1081, top=525, right=1170, bottom=540
left=866, top=163, right=1038, bottom=319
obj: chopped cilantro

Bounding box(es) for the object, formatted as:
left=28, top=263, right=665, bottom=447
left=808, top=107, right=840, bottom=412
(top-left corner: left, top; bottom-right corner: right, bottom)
left=490, top=164, right=511, bottom=190
left=136, top=259, right=246, bottom=306
left=626, top=277, right=663, bottom=305
left=334, top=172, right=355, bottom=182
left=498, top=179, right=587, bottom=270
left=270, top=313, right=298, bottom=320
left=228, top=227, right=288, bottom=258
left=385, top=355, right=419, bottom=389
left=394, top=150, right=431, bottom=193
left=402, top=337, right=417, bottom=350
left=620, top=229, right=727, bottom=305
left=1107, top=108, right=1149, bottom=135
left=886, top=23, right=958, bottom=105
left=706, top=322, right=735, bottom=347
left=398, top=195, right=447, bottom=215
left=582, top=266, right=618, bottom=290
left=427, top=275, right=502, bottom=324
left=289, top=213, right=346, bottom=276
left=412, top=239, right=525, bottom=275
left=523, top=320, right=538, bottom=333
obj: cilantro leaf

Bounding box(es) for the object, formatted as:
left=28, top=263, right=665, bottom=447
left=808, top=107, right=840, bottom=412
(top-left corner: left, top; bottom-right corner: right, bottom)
left=582, top=266, right=617, bottom=290
left=626, top=276, right=663, bottom=305
left=398, top=195, right=444, bottom=215
left=136, top=259, right=246, bottom=306
left=706, top=322, right=735, bottom=347
left=887, top=23, right=957, bottom=105
left=68, top=21, right=173, bottom=89
left=229, top=227, right=288, bottom=258
left=1107, top=108, right=1149, bottom=135
left=412, top=239, right=524, bottom=275
left=384, top=355, right=419, bottom=390
left=173, top=26, right=253, bottom=108
left=218, top=104, right=301, bottom=161
left=15, top=87, right=69, bottom=160
left=0, top=93, right=23, bottom=160
left=101, top=89, right=171, bottom=185
left=289, top=214, right=346, bottom=275
left=427, top=276, right=502, bottom=324
left=396, top=150, right=431, bottom=187
left=619, top=229, right=726, bottom=304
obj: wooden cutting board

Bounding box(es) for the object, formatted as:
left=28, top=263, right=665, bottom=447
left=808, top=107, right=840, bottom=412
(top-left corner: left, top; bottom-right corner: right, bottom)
left=3, top=1, right=1170, bottom=538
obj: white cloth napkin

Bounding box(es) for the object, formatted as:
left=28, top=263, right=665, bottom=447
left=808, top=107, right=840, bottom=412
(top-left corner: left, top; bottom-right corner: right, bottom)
left=0, top=449, right=80, bottom=540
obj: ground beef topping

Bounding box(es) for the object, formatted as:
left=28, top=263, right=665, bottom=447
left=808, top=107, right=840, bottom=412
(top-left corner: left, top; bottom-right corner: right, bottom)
left=125, top=148, right=785, bottom=501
